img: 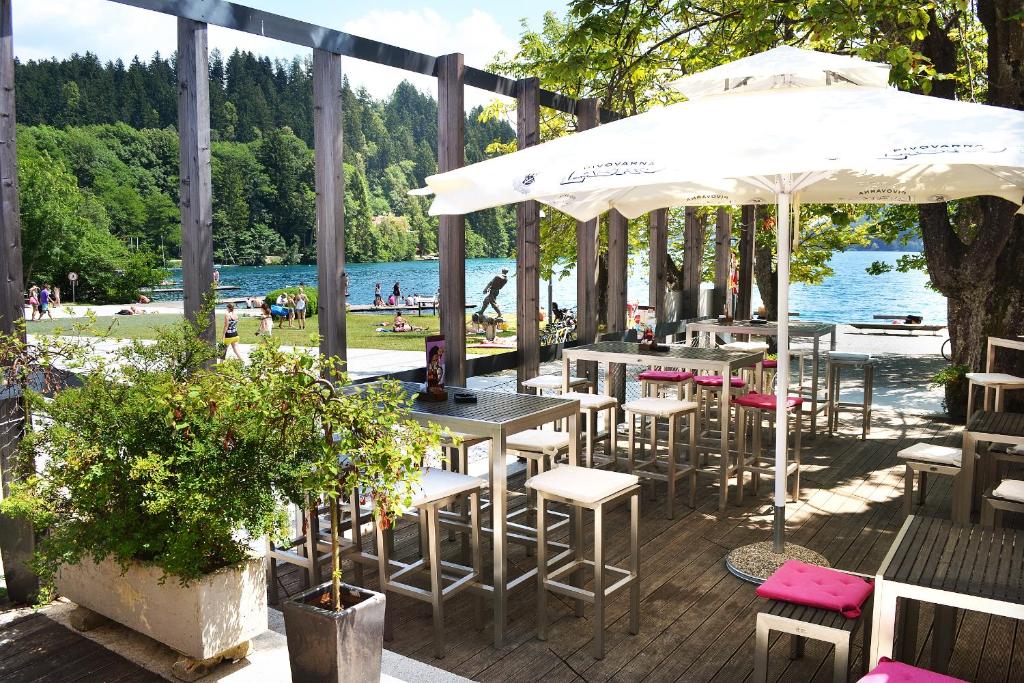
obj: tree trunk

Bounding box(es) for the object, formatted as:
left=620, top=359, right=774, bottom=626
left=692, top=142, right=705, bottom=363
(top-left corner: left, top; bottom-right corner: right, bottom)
left=753, top=236, right=777, bottom=321
left=919, top=2, right=1024, bottom=417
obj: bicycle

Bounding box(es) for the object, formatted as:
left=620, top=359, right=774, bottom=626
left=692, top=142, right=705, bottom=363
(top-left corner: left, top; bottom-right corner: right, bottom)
left=941, top=337, right=952, bottom=361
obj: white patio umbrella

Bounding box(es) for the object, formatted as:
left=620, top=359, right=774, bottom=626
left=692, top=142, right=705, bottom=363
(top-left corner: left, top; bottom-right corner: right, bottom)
left=416, top=46, right=1024, bottom=579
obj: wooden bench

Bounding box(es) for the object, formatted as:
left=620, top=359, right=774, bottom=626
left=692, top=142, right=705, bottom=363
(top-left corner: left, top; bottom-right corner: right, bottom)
left=848, top=322, right=946, bottom=334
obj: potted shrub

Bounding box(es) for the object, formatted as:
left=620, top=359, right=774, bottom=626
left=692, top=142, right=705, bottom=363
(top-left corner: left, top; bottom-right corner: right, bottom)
left=0, top=312, right=329, bottom=677
left=278, top=356, right=441, bottom=682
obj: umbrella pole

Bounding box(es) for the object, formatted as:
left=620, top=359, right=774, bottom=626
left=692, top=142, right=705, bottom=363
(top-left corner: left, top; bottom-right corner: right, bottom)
left=774, top=193, right=791, bottom=554
left=724, top=191, right=827, bottom=583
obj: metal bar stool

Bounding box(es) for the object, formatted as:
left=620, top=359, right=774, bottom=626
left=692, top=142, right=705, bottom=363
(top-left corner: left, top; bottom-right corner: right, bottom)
left=623, top=397, right=698, bottom=519
left=376, top=468, right=483, bottom=659
left=638, top=369, right=694, bottom=400
left=506, top=428, right=572, bottom=553
left=529, top=465, right=641, bottom=660
left=734, top=392, right=803, bottom=504
left=439, top=432, right=490, bottom=558
left=561, top=391, right=619, bottom=468
left=825, top=352, right=874, bottom=439
left=897, top=443, right=964, bottom=516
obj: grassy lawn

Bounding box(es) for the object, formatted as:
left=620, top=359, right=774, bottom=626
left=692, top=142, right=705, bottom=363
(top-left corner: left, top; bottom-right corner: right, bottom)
left=27, top=311, right=517, bottom=354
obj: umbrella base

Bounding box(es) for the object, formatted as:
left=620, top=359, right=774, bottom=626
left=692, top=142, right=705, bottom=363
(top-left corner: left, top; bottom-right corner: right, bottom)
left=725, top=541, right=829, bottom=584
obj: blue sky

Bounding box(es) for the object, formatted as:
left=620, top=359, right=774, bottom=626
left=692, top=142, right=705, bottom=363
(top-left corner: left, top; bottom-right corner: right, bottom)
left=15, top=1, right=564, bottom=105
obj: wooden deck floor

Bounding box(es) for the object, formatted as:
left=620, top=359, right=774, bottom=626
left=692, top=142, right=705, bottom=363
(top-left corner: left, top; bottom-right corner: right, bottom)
left=274, top=408, right=1024, bottom=683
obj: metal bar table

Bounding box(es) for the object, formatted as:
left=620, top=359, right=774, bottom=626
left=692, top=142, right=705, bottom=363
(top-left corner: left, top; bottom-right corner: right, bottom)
left=955, top=409, right=1024, bottom=523
left=868, top=515, right=1024, bottom=671
left=685, top=320, right=836, bottom=437
left=562, top=342, right=762, bottom=511
left=396, top=382, right=581, bottom=647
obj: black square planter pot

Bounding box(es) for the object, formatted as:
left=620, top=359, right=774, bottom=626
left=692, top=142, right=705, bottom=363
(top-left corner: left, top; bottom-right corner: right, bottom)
left=282, top=582, right=386, bottom=682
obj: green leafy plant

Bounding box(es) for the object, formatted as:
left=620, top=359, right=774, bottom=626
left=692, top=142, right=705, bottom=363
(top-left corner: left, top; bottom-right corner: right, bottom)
left=265, top=286, right=319, bottom=316
left=0, top=300, right=439, bottom=609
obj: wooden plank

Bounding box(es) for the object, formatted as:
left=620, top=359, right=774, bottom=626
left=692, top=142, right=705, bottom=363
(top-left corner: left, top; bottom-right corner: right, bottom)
left=606, top=209, right=628, bottom=407
left=736, top=205, right=756, bottom=320
left=177, top=18, right=215, bottom=347
left=574, top=98, right=600, bottom=383
left=515, top=77, right=540, bottom=391
left=682, top=206, right=703, bottom=318
left=648, top=209, right=668, bottom=322
left=712, top=207, right=732, bottom=317
left=437, top=53, right=467, bottom=386
left=313, top=49, right=347, bottom=367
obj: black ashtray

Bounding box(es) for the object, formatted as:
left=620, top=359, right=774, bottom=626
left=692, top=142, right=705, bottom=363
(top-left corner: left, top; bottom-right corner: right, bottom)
left=453, top=392, right=477, bottom=404
left=747, top=319, right=768, bottom=326
left=640, top=342, right=670, bottom=352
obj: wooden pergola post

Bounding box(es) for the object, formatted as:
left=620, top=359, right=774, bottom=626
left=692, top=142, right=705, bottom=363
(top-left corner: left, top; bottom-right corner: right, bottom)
left=712, top=207, right=732, bottom=317
left=736, top=204, right=757, bottom=319
left=177, top=17, right=214, bottom=346
left=0, top=0, right=36, bottom=605
left=515, top=77, right=540, bottom=391
left=607, top=209, right=628, bottom=406
left=575, top=98, right=601, bottom=383
left=681, top=207, right=702, bottom=318
left=649, top=209, right=668, bottom=323
left=437, top=53, right=467, bottom=386
left=313, top=49, right=346, bottom=368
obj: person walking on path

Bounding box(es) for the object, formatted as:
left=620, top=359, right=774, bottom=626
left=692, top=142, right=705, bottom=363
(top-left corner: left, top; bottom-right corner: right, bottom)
left=257, top=303, right=273, bottom=337
left=285, top=293, right=296, bottom=328
left=28, top=286, right=39, bottom=321
left=223, top=303, right=242, bottom=360
left=478, top=268, right=509, bottom=317
left=53, top=286, right=61, bottom=307
left=38, top=285, right=53, bottom=320
left=295, top=287, right=308, bottom=330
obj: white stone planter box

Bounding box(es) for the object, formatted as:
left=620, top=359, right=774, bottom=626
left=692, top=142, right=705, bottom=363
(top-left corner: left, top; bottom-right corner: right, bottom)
left=56, top=555, right=267, bottom=661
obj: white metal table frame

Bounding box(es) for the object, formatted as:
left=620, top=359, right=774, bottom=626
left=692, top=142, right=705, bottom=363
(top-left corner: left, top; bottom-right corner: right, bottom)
left=685, top=320, right=836, bottom=436
left=868, top=515, right=1024, bottom=670
left=561, top=342, right=762, bottom=511
left=395, top=382, right=581, bottom=648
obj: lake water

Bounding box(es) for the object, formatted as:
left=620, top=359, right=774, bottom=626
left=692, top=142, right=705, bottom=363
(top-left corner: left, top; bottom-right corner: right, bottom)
left=168, top=250, right=945, bottom=324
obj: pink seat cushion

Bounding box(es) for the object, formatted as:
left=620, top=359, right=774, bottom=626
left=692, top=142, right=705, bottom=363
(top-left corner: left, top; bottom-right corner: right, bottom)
left=762, top=359, right=778, bottom=368
left=638, top=370, right=694, bottom=382
left=694, top=375, right=745, bottom=388
left=856, top=658, right=967, bottom=683
left=756, top=560, right=873, bottom=618
left=734, top=392, right=802, bottom=410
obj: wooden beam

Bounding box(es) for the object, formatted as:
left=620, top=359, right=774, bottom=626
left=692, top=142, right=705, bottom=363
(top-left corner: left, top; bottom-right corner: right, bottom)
left=736, top=204, right=756, bottom=319
left=437, top=53, right=466, bottom=387
left=313, top=49, right=346, bottom=369
left=575, top=98, right=601, bottom=383
left=712, top=207, right=732, bottom=317
left=681, top=207, right=702, bottom=318
left=0, top=0, right=35, bottom=605
left=177, top=18, right=214, bottom=346
left=515, top=78, right=540, bottom=391
left=649, top=209, right=668, bottom=323
left=607, top=209, right=628, bottom=408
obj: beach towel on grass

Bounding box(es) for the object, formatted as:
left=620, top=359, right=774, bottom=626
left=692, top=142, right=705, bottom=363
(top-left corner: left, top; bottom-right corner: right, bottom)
left=756, top=560, right=873, bottom=618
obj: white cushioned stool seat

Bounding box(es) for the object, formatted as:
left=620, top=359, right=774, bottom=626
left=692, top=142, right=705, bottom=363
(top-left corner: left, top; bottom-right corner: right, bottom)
left=965, top=372, right=1024, bottom=385
left=992, top=479, right=1024, bottom=503
left=828, top=352, right=872, bottom=364
left=408, top=467, right=484, bottom=507
left=526, top=465, right=638, bottom=504
left=523, top=375, right=590, bottom=390
left=507, top=429, right=571, bottom=455
left=562, top=391, right=617, bottom=410
left=720, top=341, right=769, bottom=352
left=898, top=443, right=962, bottom=467
left=623, top=397, right=698, bottom=418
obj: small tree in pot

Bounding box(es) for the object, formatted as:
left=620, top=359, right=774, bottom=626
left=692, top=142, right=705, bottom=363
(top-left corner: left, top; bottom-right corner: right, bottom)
left=279, top=354, right=441, bottom=682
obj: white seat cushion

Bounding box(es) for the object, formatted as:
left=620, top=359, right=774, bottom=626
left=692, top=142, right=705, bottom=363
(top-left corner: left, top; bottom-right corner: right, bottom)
left=623, top=397, right=698, bottom=417
left=408, top=467, right=483, bottom=508
left=720, top=341, right=769, bottom=352
left=897, top=443, right=962, bottom=467
left=522, top=375, right=590, bottom=390
left=965, top=372, right=1024, bottom=386
left=506, top=429, right=570, bottom=455
left=562, top=391, right=618, bottom=410
left=526, top=465, right=638, bottom=503
left=991, top=479, right=1024, bottom=503
left=828, top=352, right=872, bottom=364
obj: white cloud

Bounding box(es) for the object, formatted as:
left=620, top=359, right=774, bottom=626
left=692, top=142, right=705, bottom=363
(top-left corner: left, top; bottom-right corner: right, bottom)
left=14, top=1, right=517, bottom=108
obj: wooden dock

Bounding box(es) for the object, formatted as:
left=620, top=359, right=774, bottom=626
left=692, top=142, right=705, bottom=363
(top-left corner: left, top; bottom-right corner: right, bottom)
left=272, top=409, right=1021, bottom=682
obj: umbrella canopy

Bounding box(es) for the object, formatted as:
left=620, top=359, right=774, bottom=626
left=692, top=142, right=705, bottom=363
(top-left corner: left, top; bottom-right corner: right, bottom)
left=416, top=47, right=1024, bottom=563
